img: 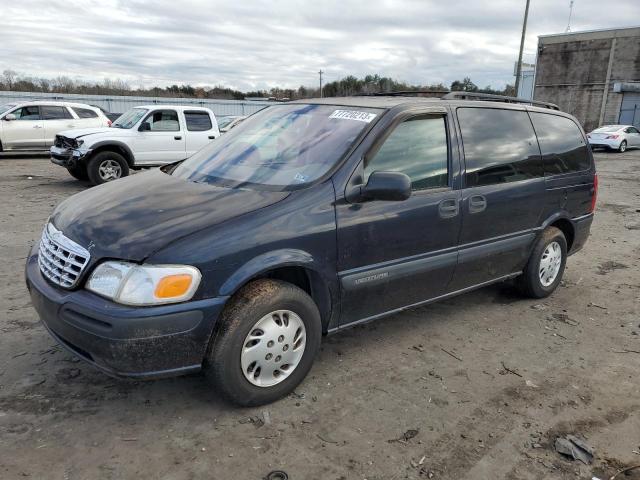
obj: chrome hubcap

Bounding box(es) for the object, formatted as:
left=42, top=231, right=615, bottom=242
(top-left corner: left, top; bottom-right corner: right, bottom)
left=241, top=310, right=306, bottom=387
left=98, top=159, right=122, bottom=181
left=539, top=241, right=562, bottom=287
left=620, top=142, right=626, bottom=152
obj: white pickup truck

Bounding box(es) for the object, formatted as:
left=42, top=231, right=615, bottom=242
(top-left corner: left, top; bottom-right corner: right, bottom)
left=50, top=105, right=220, bottom=185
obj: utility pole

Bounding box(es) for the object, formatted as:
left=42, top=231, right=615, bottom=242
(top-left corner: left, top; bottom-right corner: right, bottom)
left=318, top=69, right=324, bottom=98
left=514, top=0, right=531, bottom=96
left=565, top=0, right=574, bottom=33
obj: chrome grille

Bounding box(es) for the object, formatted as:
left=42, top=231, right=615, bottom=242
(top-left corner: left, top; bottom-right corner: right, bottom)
left=38, top=223, right=90, bottom=289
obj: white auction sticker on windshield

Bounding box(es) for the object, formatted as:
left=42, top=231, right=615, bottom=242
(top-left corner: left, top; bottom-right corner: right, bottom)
left=329, top=110, right=377, bottom=123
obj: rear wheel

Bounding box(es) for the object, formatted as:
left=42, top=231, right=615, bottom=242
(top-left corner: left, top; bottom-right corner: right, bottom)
left=516, top=226, right=567, bottom=298
left=204, top=279, right=322, bottom=407
left=87, top=151, right=129, bottom=185
left=66, top=164, right=88, bottom=181
left=618, top=140, right=627, bottom=153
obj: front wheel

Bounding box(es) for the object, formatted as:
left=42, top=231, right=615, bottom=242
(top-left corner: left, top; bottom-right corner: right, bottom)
left=516, top=226, right=567, bottom=298
left=205, top=279, right=322, bottom=407
left=618, top=140, right=627, bottom=153
left=87, top=151, right=129, bottom=185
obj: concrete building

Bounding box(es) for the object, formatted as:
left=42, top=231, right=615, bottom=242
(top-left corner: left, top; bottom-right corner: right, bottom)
left=533, top=26, right=640, bottom=132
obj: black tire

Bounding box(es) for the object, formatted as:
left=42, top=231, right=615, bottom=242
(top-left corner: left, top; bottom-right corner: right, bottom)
left=516, top=226, right=567, bottom=299
left=618, top=140, right=627, bottom=153
left=205, top=279, right=322, bottom=407
left=66, top=164, right=89, bottom=181
left=87, top=151, right=129, bottom=185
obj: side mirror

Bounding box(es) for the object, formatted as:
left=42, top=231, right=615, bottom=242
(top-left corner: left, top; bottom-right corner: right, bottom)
left=139, top=122, right=151, bottom=131
left=360, top=171, right=411, bottom=202
left=4, top=113, right=16, bottom=121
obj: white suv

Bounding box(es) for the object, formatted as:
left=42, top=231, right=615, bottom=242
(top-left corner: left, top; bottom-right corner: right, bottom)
left=50, top=105, right=220, bottom=185
left=0, top=101, right=110, bottom=151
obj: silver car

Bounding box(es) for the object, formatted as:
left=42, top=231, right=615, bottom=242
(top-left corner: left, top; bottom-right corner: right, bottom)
left=587, top=124, right=640, bottom=152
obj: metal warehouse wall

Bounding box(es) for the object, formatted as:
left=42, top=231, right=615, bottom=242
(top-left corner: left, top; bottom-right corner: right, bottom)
left=0, top=91, right=271, bottom=117
left=534, top=26, right=640, bottom=132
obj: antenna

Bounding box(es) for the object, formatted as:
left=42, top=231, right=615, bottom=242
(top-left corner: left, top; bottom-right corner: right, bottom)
left=566, top=0, right=574, bottom=33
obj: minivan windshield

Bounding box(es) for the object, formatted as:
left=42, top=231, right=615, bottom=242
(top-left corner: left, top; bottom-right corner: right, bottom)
left=112, top=108, right=148, bottom=128
left=0, top=104, right=16, bottom=115
left=172, top=104, right=381, bottom=189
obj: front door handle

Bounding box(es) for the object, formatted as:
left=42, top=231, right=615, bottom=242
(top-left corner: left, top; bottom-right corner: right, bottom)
left=468, top=195, right=487, bottom=214
left=208, top=135, right=216, bottom=139
left=438, top=198, right=459, bottom=218
left=174, top=136, right=182, bottom=140
left=33, top=125, right=43, bottom=129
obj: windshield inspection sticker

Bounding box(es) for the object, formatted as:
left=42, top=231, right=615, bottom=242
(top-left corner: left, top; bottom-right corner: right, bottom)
left=329, top=110, right=377, bottom=123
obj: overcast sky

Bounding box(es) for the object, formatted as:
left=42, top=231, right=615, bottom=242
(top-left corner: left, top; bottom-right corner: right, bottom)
left=2, top=0, right=638, bottom=91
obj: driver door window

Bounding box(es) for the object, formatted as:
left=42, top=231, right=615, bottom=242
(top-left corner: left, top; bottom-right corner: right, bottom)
left=141, top=110, right=180, bottom=131
left=364, top=116, right=449, bottom=191
left=12, top=106, right=40, bottom=120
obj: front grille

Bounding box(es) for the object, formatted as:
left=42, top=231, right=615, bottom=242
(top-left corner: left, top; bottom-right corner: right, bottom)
left=38, top=223, right=90, bottom=289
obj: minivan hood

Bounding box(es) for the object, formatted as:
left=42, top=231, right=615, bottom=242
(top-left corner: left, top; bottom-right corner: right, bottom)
left=50, top=169, right=289, bottom=262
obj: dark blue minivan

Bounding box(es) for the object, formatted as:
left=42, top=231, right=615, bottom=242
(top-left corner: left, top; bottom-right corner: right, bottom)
left=26, top=94, right=596, bottom=406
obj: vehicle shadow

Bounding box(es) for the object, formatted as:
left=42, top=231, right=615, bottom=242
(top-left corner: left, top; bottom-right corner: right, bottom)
left=24, top=281, right=524, bottom=415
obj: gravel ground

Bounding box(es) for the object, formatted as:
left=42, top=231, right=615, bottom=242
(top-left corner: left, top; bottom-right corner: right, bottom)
left=1, top=151, right=639, bottom=480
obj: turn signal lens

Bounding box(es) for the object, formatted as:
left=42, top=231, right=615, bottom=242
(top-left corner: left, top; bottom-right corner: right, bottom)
left=155, top=274, right=193, bottom=298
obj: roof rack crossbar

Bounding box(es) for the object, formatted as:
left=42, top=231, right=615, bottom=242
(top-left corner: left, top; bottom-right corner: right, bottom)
left=441, top=91, right=559, bottom=110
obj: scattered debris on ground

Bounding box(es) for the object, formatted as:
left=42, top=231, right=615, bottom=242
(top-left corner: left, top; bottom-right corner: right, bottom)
left=554, top=435, right=594, bottom=464
left=388, top=428, right=420, bottom=444
left=548, top=313, right=579, bottom=326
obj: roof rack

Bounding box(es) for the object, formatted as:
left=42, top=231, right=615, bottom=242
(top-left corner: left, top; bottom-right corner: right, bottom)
left=441, top=91, right=560, bottom=110
left=359, top=90, right=450, bottom=97
left=358, top=90, right=560, bottom=110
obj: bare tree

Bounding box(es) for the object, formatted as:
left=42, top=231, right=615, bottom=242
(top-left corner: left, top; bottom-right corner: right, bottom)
left=3, top=69, right=17, bottom=90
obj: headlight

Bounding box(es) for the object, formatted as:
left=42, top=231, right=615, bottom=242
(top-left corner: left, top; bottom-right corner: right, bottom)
left=75, top=139, right=84, bottom=148
left=86, top=261, right=201, bottom=306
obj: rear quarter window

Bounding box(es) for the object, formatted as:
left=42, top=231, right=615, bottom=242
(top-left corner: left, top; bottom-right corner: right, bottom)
left=72, top=107, right=99, bottom=119
left=529, top=112, right=590, bottom=175
left=457, top=107, right=543, bottom=187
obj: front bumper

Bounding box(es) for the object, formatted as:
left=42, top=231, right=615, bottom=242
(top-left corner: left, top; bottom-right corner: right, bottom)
left=50, top=146, right=90, bottom=168
left=25, top=248, right=227, bottom=379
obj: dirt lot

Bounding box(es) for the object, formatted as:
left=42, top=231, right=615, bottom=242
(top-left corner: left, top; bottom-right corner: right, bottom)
left=1, top=151, right=639, bottom=480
